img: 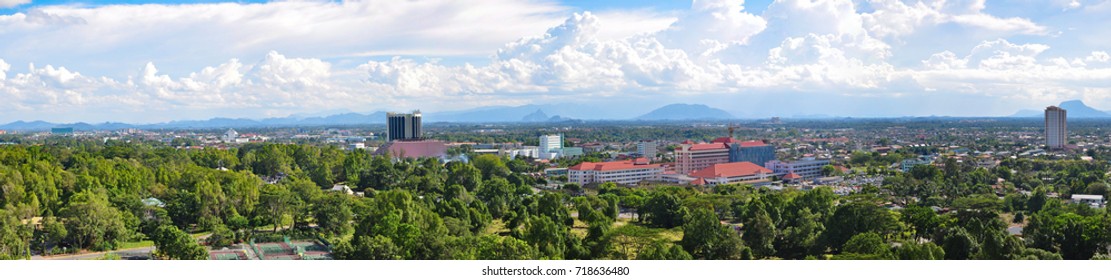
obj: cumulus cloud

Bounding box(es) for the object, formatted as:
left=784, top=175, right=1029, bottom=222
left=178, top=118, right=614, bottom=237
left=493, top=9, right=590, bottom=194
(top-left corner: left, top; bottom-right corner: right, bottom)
left=0, top=0, right=29, bottom=9
left=1, top=0, right=1110, bottom=122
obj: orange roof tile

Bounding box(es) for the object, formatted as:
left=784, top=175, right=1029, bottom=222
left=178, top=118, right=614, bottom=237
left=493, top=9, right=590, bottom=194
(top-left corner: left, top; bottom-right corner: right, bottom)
left=688, top=143, right=729, bottom=151
left=689, top=162, right=772, bottom=178
left=569, top=160, right=661, bottom=172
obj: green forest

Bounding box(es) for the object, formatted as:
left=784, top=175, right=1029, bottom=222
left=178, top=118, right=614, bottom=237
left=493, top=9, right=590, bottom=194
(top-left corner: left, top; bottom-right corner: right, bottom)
left=0, top=141, right=1109, bottom=260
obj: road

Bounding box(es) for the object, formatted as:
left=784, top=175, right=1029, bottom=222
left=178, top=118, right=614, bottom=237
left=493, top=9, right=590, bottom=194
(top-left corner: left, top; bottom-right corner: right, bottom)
left=32, top=233, right=211, bottom=260
left=32, top=246, right=154, bottom=260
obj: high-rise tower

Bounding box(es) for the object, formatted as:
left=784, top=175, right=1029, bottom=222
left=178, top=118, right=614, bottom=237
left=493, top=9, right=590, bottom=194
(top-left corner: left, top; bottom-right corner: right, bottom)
left=1045, top=106, right=1067, bottom=149
left=387, top=111, right=422, bottom=142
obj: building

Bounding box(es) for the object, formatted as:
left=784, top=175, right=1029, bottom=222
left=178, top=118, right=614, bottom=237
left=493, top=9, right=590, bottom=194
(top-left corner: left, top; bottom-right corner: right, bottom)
left=375, top=140, right=447, bottom=158
left=674, top=141, right=730, bottom=174
left=728, top=140, right=776, bottom=167
left=223, top=129, right=239, bottom=143
left=388, top=111, right=423, bottom=142
left=687, top=162, right=773, bottom=186
left=1045, top=106, right=1067, bottom=149
left=568, top=158, right=663, bottom=185
left=1070, top=194, right=1105, bottom=208
left=637, top=140, right=658, bottom=159
left=348, top=143, right=366, bottom=150
left=766, top=157, right=831, bottom=181
left=565, top=147, right=585, bottom=157
left=50, top=127, right=74, bottom=135
left=539, top=134, right=563, bottom=159
left=501, top=146, right=539, bottom=159
left=544, top=168, right=569, bottom=177
left=901, top=155, right=935, bottom=172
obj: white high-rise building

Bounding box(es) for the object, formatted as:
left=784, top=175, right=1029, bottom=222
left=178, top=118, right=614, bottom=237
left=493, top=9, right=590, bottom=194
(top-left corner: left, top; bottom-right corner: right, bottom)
left=539, top=134, right=563, bottom=159
left=1045, top=106, right=1067, bottom=149
left=637, top=140, right=658, bottom=159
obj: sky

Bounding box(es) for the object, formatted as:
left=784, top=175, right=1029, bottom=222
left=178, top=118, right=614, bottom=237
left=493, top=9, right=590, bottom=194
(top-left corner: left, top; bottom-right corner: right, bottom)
left=1, top=0, right=1111, bottom=123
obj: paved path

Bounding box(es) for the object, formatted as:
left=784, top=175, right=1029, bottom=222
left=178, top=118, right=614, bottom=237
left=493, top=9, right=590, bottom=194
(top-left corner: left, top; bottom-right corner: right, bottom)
left=33, top=233, right=211, bottom=260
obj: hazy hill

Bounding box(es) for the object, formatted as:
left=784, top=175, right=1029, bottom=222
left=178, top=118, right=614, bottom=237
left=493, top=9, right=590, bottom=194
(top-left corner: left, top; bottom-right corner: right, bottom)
left=636, top=104, right=734, bottom=120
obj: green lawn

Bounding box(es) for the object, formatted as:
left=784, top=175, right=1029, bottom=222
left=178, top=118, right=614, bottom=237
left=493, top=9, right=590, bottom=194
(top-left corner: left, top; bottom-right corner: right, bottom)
left=118, top=240, right=153, bottom=249
left=485, top=219, right=509, bottom=235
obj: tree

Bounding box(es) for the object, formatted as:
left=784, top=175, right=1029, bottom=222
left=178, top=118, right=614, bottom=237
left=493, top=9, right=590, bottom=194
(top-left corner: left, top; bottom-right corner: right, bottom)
left=313, top=193, right=354, bottom=237
left=900, top=206, right=940, bottom=240
left=473, top=155, right=510, bottom=180
left=206, top=223, right=235, bottom=248
left=60, top=190, right=128, bottom=251
left=333, top=235, right=402, bottom=260
left=446, top=162, right=483, bottom=192
left=152, top=225, right=207, bottom=260
left=741, top=200, right=777, bottom=258
left=842, top=232, right=889, bottom=257
left=522, top=215, right=567, bottom=259
left=893, top=241, right=945, bottom=260
left=258, top=184, right=296, bottom=232
left=39, top=215, right=68, bottom=255
left=470, top=235, right=536, bottom=260
left=941, top=227, right=978, bottom=260
left=637, top=241, right=692, bottom=260
left=643, top=193, right=687, bottom=228
left=821, top=200, right=901, bottom=252
left=681, top=208, right=745, bottom=260
left=603, top=224, right=660, bottom=260
left=0, top=209, right=32, bottom=259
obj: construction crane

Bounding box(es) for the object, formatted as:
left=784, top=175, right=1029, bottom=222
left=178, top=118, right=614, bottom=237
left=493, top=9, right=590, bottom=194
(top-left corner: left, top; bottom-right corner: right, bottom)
left=728, top=123, right=741, bottom=139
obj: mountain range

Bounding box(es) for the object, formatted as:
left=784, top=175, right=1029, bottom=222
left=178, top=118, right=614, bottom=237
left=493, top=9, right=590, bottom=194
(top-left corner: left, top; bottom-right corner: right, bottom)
left=0, top=103, right=734, bottom=131
left=5, top=100, right=1109, bottom=131
left=1008, top=100, right=1111, bottom=118
left=636, top=104, right=734, bottom=120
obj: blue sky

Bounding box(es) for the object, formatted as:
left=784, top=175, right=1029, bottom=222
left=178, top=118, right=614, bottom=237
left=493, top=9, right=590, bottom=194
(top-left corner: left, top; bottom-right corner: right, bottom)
left=1, top=0, right=1110, bottom=123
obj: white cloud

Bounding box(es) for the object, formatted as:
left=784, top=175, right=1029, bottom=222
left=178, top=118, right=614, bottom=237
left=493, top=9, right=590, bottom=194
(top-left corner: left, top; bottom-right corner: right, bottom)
left=0, top=0, right=29, bottom=9
left=861, top=0, right=1046, bottom=38
left=658, top=0, right=767, bottom=57
left=1, top=0, right=1110, bottom=121
left=0, top=59, right=9, bottom=80
left=0, top=0, right=569, bottom=76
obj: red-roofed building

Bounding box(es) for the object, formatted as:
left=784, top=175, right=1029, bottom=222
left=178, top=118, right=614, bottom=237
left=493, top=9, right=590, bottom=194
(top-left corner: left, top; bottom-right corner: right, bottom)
left=375, top=140, right=448, bottom=159
left=674, top=142, right=730, bottom=174
left=782, top=172, right=802, bottom=184
left=691, top=178, right=707, bottom=186
left=568, top=158, right=663, bottom=185
left=688, top=162, right=773, bottom=186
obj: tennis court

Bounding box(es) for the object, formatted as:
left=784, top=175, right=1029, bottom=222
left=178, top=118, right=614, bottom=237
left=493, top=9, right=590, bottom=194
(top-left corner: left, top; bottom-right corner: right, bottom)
left=253, top=239, right=332, bottom=260
left=208, top=250, right=250, bottom=260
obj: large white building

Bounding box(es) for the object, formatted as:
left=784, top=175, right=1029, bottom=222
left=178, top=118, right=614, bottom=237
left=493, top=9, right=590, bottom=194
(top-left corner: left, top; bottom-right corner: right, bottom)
left=1045, top=106, right=1067, bottom=149
left=637, top=140, right=658, bottom=159
left=539, top=134, right=563, bottom=159
left=766, top=157, right=831, bottom=181
left=501, top=146, right=540, bottom=159
left=568, top=158, right=663, bottom=185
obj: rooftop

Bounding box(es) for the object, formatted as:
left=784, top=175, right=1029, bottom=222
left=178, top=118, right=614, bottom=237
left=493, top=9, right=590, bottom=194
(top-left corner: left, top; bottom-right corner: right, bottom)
left=689, top=161, right=772, bottom=178
left=569, top=159, right=660, bottom=172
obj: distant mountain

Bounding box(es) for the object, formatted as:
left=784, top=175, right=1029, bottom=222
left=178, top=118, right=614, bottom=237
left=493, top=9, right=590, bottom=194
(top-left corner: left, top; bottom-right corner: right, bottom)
left=0, top=121, right=56, bottom=131
left=1059, top=100, right=1111, bottom=118
left=636, top=104, right=734, bottom=120
left=1007, top=109, right=1041, bottom=118
left=521, top=109, right=549, bottom=122
left=1009, top=100, right=1111, bottom=118
left=0, top=111, right=390, bottom=131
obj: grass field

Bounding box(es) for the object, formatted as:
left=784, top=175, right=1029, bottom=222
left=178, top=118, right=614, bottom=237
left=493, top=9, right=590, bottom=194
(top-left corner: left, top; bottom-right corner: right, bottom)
left=118, top=240, right=154, bottom=250
left=485, top=219, right=509, bottom=235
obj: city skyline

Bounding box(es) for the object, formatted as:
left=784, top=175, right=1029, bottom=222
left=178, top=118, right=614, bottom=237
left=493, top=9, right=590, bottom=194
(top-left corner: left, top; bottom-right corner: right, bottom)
left=2, top=0, right=1111, bottom=123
